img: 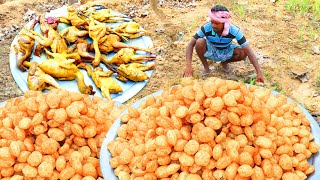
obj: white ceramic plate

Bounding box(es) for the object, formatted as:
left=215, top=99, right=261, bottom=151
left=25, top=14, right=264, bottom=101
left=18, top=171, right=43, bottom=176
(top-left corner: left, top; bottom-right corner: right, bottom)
left=99, top=89, right=320, bottom=179
left=9, top=7, right=155, bottom=103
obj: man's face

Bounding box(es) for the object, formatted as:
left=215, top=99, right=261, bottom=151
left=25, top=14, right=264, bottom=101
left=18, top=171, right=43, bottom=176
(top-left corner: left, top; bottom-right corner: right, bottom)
left=211, top=19, right=224, bottom=33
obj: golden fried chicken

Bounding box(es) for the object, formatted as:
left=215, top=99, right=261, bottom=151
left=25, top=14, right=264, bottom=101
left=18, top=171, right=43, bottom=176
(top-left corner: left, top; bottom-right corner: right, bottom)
left=24, top=62, right=61, bottom=91
left=115, top=75, right=128, bottom=82
left=39, top=15, right=59, bottom=37
left=78, top=63, right=122, bottom=99
left=115, top=22, right=150, bottom=39
left=24, top=25, right=68, bottom=54
left=28, top=15, right=60, bottom=57
left=14, top=19, right=37, bottom=72
left=75, top=39, right=95, bottom=60
left=33, top=44, right=45, bottom=57
left=94, top=34, right=119, bottom=53
left=29, top=49, right=94, bottom=95
left=24, top=23, right=82, bottom=63
left=88, top=18, right=107, bottom=67
left=91, top=9, right=127, bottom=23
left=92, top=34, right=152, bottom=54
left=116, top=63, right=155, bottom=82
left=104, top=48, right=156, bottom=65
left=14, top=34, right=35, bottom=71
left=59, top=6, right=88, bottom=29
left=60, top=26, right=88, bottom=43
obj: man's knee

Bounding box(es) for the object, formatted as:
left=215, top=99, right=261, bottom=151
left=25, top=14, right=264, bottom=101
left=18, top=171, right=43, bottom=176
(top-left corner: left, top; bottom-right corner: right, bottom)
left=234, top=48, right=247, bottom=60
left=241, top=51, right=247, bottom=60
left=195, top=38, right=206, bottom=51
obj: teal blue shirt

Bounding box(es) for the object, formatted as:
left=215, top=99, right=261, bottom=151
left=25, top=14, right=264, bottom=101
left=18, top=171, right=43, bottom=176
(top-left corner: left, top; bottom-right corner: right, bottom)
left=193, top=22, right=248, bottom=49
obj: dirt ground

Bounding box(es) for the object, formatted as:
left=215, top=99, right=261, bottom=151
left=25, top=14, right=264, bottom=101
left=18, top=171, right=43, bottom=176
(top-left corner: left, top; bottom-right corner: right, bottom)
left=0, top=0, right=319, bottom=123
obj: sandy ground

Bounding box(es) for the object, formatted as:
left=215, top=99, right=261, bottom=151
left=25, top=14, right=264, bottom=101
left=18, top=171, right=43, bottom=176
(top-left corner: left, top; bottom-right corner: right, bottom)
left=0, top=0, right=319, bottom=123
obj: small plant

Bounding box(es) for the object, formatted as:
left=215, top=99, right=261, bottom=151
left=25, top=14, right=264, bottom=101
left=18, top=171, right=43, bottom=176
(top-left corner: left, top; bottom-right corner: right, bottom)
left=309, top=27, right=320, bottom=40
left=286, top=0, right=296, bottom=11
left=249, top=78, right=256, bottom=85
left=299, top=0, right=311, bottom=14
left=243, top=77, right=256, bottom=85
left=304, top=49, right=312, bottom=57
left=271, top=81, right=282, bottom=92
left=234, top=4, right=246, bottom=18
left=286, top=0, right=310, bottom=13
left=264, top=72, right=272, bottom=81
left=185, top=20, right=198, bottom=35
left=298, top=26, right=305, bottom=43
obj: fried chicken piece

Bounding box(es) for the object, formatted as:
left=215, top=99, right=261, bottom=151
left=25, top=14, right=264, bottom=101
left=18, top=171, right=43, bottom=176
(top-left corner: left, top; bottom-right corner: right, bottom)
left=88, top=18, right=107, bottom=67
left=59, top=6, right=88, bottom=29
left=104, top=48, right=156, bottom=65
left=33, top=44, right=45, bottom=57
left=39, top=15, right=59, bottom=37
left=25, top=49, right=94, bottom=95
left=115, top=75, right=128, bottom=82
left=60, top=26, right=88, bottom=43
left=14, top=19, right=37, bottom=72
left=91, top=9, right=127, bottom=23
left=24, top=22, right=82, bottom=63
left=75, top=39, right=95, bottom=60
left=116, top=63, right=155, bottom=82
left=78, top=63, right=122, bottom=99
left=24, top=25, right=68, bottom=54
left=31, top=15, right=60, bottom=57
left=24, top=62, right=61, bottom=91
left=92, top=34, right=152, bottom=54
left=94, top=34, right=119, bottom=53
left=115, top=22, right=151, bottom=39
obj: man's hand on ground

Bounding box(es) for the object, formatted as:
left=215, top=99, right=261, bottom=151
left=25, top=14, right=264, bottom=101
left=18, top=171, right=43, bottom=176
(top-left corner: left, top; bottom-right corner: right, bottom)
left=183, top=67, right=193, bottom=77
left=256, top=73, right=265, bottom=84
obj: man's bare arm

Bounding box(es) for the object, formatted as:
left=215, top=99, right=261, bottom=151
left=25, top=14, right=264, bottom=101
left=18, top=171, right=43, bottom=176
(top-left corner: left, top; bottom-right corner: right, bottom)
left=183, top=38, right=197, bottom=77
left=242, top=45, right=264, bottom=83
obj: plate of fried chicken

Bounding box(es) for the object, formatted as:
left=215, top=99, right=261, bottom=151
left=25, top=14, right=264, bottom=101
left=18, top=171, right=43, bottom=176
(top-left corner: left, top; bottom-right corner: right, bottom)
left=9, top=4, right=156, bottom=103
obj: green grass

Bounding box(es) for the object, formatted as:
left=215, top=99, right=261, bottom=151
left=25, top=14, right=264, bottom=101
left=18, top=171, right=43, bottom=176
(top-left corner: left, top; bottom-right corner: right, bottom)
left=308, top=26, right=320, bottom=40
left=298, top=26, right=305, bottom=43
left=298, top=24, right=320, bottom=44
left=185, top=20, right=199, bottom=35
left=243, top=77, right=256, bottom=85
left=265, top=72, right=272, bottom=81
left=286, top=0, right=320, bottom=19
left=271, top=81, right=283, bottom=93
left=304, top=49, right=312, bottom=56
left=313, top=0, right=320, bottom=17
left=249, top=78, right=256, bottom=85
left=234, top=4, right=246, bottom=18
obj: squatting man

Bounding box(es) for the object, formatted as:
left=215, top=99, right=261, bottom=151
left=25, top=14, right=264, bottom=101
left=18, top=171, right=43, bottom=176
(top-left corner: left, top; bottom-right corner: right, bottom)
left=183, top=5, right=264, bottom=83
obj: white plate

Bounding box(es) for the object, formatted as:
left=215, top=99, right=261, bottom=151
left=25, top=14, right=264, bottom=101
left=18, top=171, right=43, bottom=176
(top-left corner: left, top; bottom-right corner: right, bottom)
left=99, top=89, right=320, bottom=179
left=9, top=7, right=155, bottom=104
left=0, top=101, right=6, bottom=107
